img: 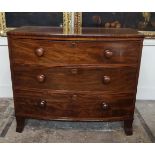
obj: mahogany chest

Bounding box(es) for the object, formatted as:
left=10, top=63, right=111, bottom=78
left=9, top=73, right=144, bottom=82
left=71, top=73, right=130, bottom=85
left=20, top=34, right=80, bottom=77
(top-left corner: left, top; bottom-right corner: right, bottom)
left=7, top=26, right=144, bottom=135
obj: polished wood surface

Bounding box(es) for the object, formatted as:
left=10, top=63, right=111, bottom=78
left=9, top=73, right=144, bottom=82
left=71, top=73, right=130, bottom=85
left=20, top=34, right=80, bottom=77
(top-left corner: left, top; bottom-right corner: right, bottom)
left=13, top=65, right=137, bottom=92
left=7, top=26, right=143, bottom=38
left=14, top=90, right=134, bottom=120
left=10, top=39, right=141, bottom=65
left=7, top=26, right=144, bottom=135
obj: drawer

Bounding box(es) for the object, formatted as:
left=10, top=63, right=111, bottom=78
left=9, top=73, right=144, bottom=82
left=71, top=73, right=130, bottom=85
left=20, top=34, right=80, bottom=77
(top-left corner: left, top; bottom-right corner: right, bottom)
left=13, top=65, right=137, bottom=93
left=14, top=90, right=134, bottom=120
left=11, top=39, right=141, bottom=65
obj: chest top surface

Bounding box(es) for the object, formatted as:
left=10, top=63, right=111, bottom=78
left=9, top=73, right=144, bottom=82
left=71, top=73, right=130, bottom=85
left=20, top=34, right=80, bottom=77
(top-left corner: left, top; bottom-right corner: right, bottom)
left=7, top=26, right=144, bottom=39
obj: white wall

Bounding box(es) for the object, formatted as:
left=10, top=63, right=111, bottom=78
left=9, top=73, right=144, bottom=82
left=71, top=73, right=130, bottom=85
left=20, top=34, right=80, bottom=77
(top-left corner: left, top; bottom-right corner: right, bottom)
left=0, top=37, right=155, bottom=100
left=0, top=37, right=12, bottom=97
left=136, top=39, right=155, bottom=100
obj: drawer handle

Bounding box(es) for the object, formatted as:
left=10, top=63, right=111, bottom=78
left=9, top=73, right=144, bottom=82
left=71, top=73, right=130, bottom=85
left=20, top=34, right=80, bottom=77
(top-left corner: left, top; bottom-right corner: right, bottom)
left=103, top=76, right=111, bottom=84
left=102, top=102, right=109, bottom=110
left=35, top=47, right=44, bottom=57
left=71, top=68, right=78, bottom=74
left=38, top=100, right=46, bottom=108
left=37, top=74, right=46, bottom=83
left=104, top=49, right=113, bottom=59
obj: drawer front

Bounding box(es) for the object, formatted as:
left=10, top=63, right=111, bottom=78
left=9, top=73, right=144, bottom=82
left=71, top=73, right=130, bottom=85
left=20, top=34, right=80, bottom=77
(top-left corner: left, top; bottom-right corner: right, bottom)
left=11, top=39, right=141, bottom=65
left=13, top=66, right=137, bottom=93
left=14, top=90, right=134, bottom=120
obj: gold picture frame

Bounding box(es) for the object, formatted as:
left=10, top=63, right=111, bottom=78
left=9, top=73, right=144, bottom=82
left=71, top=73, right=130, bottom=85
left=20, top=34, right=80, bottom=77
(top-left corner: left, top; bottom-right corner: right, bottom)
left=0, top=12, right=8, bottom=36
left=63, top=12, right=82, bottom=34
left=0, top=12, right=73, bottom=36
left=74, top=12, right=82, bottom=34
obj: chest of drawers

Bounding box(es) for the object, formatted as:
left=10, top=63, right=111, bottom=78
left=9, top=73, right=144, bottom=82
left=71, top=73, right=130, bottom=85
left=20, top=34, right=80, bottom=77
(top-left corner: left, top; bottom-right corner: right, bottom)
left=7, top=26, right=144, bottom=135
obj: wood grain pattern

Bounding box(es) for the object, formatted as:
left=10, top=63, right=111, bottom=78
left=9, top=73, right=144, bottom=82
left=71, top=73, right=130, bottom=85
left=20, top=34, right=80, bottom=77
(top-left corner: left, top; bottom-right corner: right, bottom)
left=7, top=26, right=144, bottom=135
left=11, top=39, right=140, bottom=65
left=14, top=89, right=134, bottom=120
left=13, top=65, right=137, bottom=93
left=7, top=26, right=144, bottom=38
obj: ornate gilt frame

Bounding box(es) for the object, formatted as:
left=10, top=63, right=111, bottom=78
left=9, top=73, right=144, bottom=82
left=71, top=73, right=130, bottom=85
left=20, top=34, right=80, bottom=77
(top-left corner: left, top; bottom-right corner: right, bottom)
left=0, top=12, right=73, bottom=36
left=74, top=12, right=82, bottom=33
left=0, top=12, right=8, bottom=36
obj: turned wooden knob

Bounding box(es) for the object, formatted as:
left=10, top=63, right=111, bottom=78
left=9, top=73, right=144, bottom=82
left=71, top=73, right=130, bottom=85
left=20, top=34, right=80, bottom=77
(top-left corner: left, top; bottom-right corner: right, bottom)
left=71, top=68, right=78, bottom=74
left=103, top=76, right=111, bottom=84
left=38, top=100, right=46, bottom=108
left=35, top=47, right=44, bottom=57
left=37, top=74, right=46, bottom=83
left=102, top=102, right=109, bottom=110
left=104, top=49, right=113, bottom=59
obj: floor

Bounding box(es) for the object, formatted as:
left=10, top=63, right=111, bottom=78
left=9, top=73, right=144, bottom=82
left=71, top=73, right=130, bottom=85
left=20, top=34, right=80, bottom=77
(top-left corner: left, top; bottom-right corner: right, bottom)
left=0, top=98, right=154, bottom=143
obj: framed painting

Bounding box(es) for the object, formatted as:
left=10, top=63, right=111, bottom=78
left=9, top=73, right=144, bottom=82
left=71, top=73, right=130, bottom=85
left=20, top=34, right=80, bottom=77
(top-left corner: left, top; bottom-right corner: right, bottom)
left=75, top=12, right=155, bottom=38
left=0, top=12, right=73, bottom=36
left=1, top=12, right=155, bottom=38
